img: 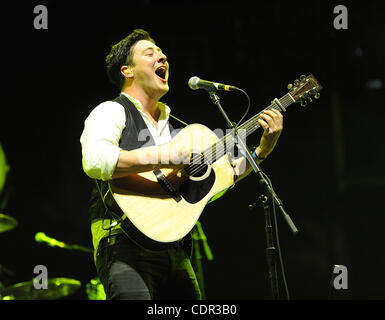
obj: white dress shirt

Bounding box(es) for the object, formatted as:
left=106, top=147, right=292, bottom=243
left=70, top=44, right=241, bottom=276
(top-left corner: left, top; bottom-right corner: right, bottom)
left=80, top=93, right=172, bottom=181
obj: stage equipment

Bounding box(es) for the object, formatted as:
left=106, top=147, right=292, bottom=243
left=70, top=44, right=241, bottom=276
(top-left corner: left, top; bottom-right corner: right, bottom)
left=0, top=213, right=17, bottom=233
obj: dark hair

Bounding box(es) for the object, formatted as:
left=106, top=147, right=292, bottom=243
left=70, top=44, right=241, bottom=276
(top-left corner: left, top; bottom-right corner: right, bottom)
left=105, top=29, right=155, bottom=89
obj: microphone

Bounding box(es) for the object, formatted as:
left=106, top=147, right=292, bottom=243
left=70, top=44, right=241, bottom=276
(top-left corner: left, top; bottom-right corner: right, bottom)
left=35, top=232, right=66, bottom=248
left=35, top=232, right=93, bottom=253
left=188, top=76, right=240, bottom=92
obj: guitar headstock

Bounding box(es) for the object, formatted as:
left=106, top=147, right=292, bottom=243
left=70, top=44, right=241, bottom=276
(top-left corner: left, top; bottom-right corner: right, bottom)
left=287, top=74, right=323, bottom=107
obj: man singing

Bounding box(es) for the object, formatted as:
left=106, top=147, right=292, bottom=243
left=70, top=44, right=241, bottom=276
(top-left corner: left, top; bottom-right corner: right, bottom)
left=80, top=29, right=283, bottom=300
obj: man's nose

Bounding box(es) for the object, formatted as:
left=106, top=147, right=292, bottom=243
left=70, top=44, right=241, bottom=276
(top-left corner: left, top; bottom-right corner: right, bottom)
left=158, top=52, right=167, bottom=64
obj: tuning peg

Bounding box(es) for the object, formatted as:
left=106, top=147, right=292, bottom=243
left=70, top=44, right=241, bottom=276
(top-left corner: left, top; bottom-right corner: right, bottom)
left=287, top=83, right=293, bottom=90
left=300, top=75, right=306, bottom=80
left=314, top=92, right=320, bottom=99
left=294, top=79, right=300, bottom=85
left=307, top=97, right=313, bottom=103
left=300, top=99, right=307, bottom=107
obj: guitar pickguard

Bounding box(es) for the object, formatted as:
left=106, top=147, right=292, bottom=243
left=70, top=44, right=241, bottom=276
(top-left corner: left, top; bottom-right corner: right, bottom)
left=179, top=164, right=216, bottom=204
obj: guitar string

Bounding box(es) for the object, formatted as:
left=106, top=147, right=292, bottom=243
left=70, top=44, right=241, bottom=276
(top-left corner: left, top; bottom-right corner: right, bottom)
left=194, top=98, right=290, bottom=168
left=164, top=94, right=294, bottom=183
left=173, top=95, right=293, bottom=180
left=182, top=95, right=293, bottom=176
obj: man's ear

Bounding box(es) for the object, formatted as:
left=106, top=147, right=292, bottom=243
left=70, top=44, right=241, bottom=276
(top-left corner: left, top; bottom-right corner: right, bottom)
left=121, top=65, right=134, bottom=79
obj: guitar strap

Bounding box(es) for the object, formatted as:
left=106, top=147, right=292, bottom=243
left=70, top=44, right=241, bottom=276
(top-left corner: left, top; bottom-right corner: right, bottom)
left=169, top=113, right=189, bottom=127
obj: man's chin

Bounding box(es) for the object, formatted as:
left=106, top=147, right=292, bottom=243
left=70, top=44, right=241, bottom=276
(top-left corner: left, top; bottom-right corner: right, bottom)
left=161, top=83, right=170, bottom=93
left=156, top=84, right=169, bottom=99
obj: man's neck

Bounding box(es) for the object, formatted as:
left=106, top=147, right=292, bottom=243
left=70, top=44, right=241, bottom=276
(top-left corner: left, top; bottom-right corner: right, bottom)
left=122, top=88, right=161, bottom=120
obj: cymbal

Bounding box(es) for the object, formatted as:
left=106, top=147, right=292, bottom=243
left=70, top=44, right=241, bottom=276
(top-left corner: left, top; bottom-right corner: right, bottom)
left=0, top=278, right=81, bottom=300
left=0, top=214, right=18, bottom=233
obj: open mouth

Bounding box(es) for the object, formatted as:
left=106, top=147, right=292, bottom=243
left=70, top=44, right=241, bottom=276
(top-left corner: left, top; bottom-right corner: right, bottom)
left=155, top=66, right=167, bottom=81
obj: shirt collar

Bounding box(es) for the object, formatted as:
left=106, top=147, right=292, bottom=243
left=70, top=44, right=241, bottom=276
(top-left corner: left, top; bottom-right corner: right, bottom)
left=120, top=92, right=171, bottom=119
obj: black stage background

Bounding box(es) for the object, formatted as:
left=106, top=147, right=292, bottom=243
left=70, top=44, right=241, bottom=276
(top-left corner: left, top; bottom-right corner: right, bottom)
left=1, top=1, right=384, bottom=300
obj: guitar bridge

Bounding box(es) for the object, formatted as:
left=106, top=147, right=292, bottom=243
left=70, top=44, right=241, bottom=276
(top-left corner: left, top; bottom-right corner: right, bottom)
left=153, top=169, right=182, bottom=202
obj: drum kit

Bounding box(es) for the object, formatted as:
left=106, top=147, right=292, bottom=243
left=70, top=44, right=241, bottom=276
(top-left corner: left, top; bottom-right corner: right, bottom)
left=0, top=213, right=105, bottom=300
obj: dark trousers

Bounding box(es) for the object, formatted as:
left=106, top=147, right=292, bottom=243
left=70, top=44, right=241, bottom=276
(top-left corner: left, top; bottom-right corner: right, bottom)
left=95, top=233, right=201, bottom=300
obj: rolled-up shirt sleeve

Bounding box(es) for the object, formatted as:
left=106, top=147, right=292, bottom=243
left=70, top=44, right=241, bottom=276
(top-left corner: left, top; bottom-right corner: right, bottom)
left=80, top=101, right=126, bottom=181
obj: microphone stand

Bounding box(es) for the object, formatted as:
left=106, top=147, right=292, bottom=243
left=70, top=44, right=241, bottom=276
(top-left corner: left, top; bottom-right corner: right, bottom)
left=250, top=194, right=280, bottom=299
left=207, top=91, right=298, bottom=300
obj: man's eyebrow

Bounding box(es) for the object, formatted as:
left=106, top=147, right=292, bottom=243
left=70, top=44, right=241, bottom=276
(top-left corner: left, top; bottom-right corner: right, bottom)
left=143, top=46, right=163, bottom=53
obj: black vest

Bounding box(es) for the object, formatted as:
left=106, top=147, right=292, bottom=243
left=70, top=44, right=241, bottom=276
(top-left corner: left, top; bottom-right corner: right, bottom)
left=88, top=94, right=189, bottom=251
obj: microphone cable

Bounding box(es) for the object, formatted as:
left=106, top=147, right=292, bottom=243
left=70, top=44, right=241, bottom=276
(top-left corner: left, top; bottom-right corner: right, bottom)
left=232, top=87, right=251, bottom=129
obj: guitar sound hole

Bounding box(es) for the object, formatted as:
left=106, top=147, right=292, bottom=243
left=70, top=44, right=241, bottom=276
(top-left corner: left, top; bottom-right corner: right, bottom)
left=179, top=153, right=216, bottom=204
left=185, top=153, right=208, bottom=178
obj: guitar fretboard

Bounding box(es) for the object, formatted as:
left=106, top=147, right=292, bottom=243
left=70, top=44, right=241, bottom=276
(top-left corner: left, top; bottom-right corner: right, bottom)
left=190, top=93, right=296, bottom=166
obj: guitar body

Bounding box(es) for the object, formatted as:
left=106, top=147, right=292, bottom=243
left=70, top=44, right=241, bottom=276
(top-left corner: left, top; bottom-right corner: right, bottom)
left=109, top=124, right=236, bottom=243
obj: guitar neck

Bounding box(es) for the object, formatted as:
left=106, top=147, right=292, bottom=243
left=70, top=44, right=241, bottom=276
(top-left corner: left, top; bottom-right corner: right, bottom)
left=238, top=92, right=295, bottom=136
left=198, top=93, right=296, bottom=164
